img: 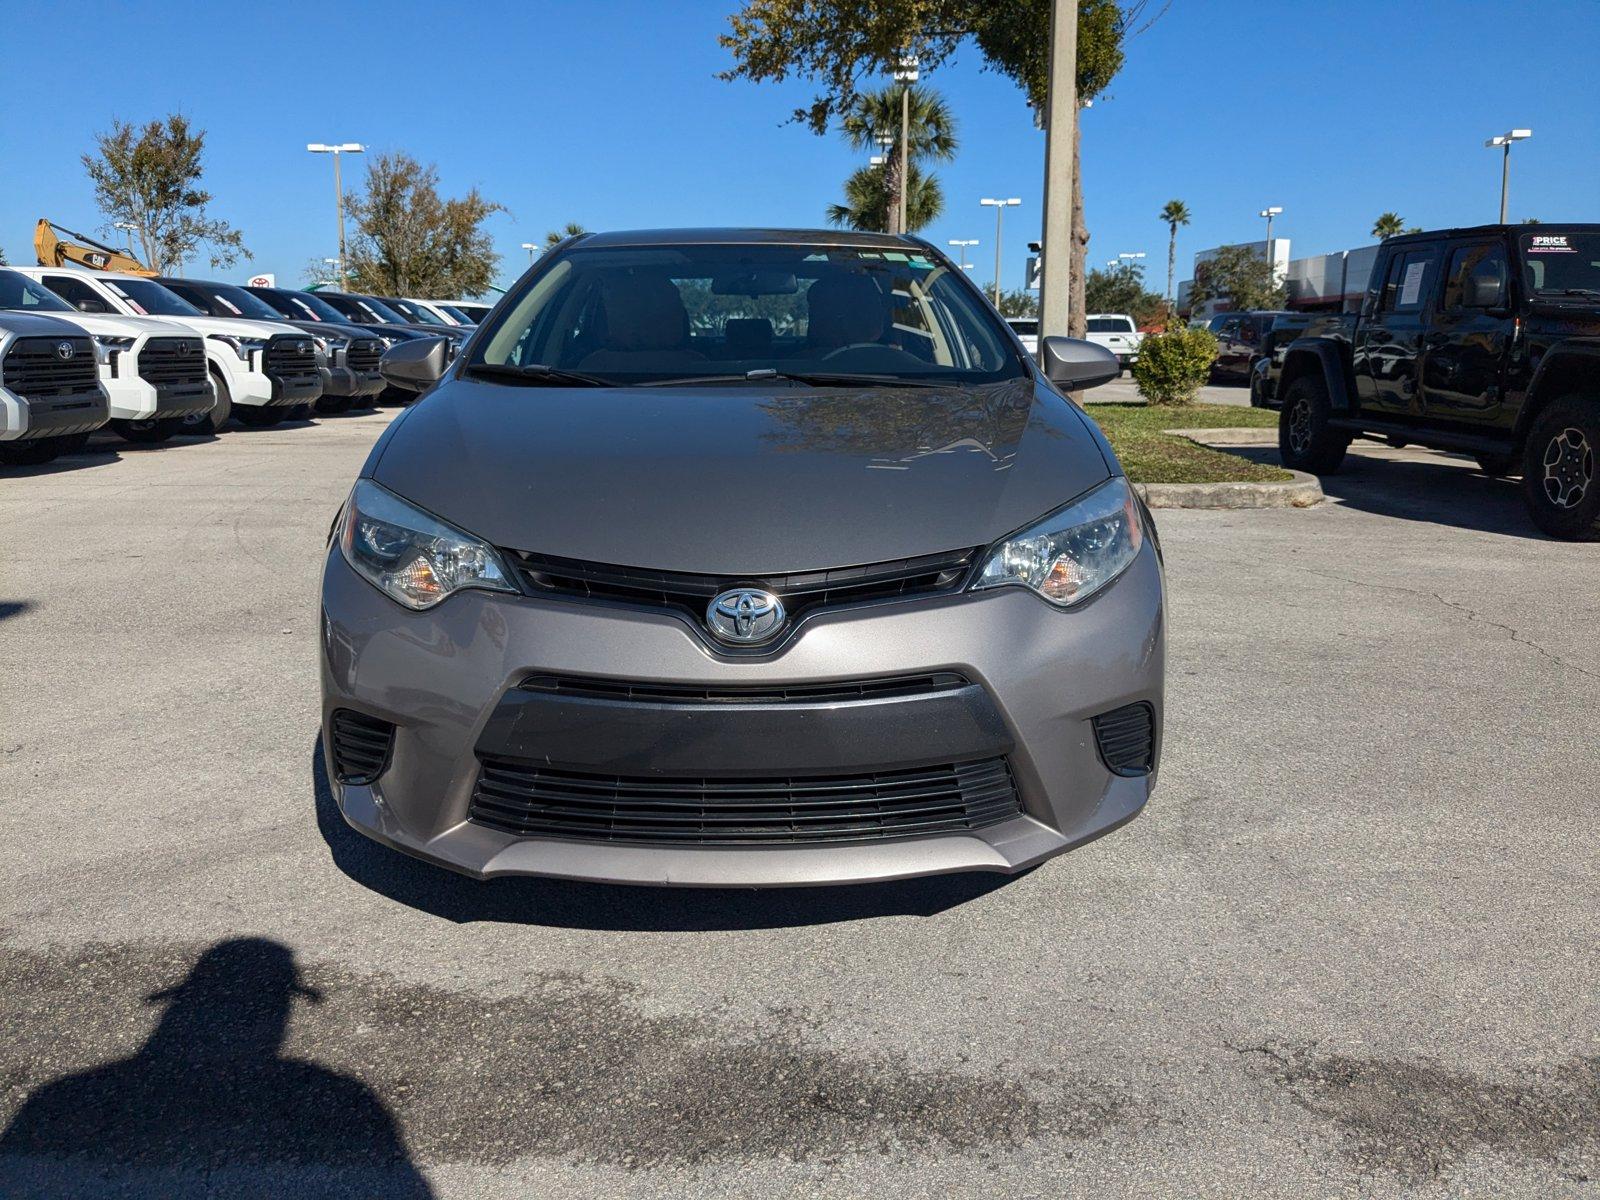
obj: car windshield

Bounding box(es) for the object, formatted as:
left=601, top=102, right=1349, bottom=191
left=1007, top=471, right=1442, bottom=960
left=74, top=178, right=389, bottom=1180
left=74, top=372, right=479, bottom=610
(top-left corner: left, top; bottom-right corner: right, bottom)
left=103, top=277, right=204, bottom=317
left=475, top=242, right=1025, bottom=385
left=439, top=304, right=478, bottom=324
left=0, top=269, right=75, bottom=313
left=390, top=299, right=448, bottom=325
left=455, top=304, right=490, bottom=322
left=1519, top=231, right=1600, bottom=295
left=259, top=288, right=343, bottom=323
left=204, top=283, right=284, bottom=321
left=351, top=296, right=407, bottom=323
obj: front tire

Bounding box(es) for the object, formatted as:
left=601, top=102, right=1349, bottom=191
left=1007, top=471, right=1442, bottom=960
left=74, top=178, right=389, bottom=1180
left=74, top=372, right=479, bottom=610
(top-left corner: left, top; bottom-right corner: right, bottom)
left=1522, top=396, right=1600, bottom=540
left=183, top=372, right=232, bottom=436
left=110, top=417, right=176, bottom=444
left=1278, top=375, right=1350, bottom=474
left=315, top=394, right=353, bottom=415
left=235, top=405, right=285, bottom=427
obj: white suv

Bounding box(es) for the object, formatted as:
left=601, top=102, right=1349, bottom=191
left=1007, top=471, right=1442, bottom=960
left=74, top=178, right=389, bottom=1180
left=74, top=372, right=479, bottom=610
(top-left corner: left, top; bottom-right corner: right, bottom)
left=17, top=266, right=321, bottom=432
left=0, top=267, right=213, bottom=443
left=1084, top=314, right=1143, bottom=374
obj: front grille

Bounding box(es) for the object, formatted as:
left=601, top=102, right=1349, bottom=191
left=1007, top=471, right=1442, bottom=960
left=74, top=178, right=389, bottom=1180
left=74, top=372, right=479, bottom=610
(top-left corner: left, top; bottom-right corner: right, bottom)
left=1093, top=702, right=1155, bottom=776
left=346, top=338, right=382, bottom=373
left=470, top=756, right=1021, bottom=845
left=329, top=709, right=395, bottom=784
left=136, top=337, right=207, bottom=386
left=2, top=337, right=97, bottom=398
left=508, top=546, right=978, bottom=630
left=264, top=334, right=317, bottom=378
left=518, top=671, right=969, bottom=705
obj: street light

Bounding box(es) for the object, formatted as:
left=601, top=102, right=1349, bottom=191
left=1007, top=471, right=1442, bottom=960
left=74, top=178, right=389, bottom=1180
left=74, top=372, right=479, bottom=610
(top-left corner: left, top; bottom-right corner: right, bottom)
left=307, top=142, right=365, bottom=291
left=520, top=242, right=540, bottom=265
left=948, top=239, right=978, bottom=271
left=1259, top=206, right=1283, bottom=247
left=980, top=198, right=1021, bottom=306
left=892, top=55, right=919, bottom=235
left=1485, top=129, right=1532, bottom=223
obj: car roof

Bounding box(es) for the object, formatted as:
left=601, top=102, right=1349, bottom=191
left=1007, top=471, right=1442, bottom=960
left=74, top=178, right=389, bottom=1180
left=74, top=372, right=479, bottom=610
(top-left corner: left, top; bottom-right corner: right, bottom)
left=574, top=227, right=928, bottom=250
left=1382, top=222, right=1600, bottom=246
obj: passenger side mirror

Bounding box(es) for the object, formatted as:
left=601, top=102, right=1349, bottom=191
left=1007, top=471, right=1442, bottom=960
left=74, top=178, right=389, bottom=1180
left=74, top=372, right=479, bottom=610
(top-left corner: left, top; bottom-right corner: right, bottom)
left=76, top=298, right=108, bottom=314
left=1464, top=273, right=1506, bottom=310
left=1040, top=336, right=1120, bottom=391
left=379, top=336, right=449, bottom=392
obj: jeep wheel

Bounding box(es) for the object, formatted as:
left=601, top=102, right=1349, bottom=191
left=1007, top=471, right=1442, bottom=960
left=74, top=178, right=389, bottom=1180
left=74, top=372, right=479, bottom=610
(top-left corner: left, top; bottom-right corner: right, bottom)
left=1278, top=375, right=1349, bottom=474
left=1522, top=396, right=1600, bottom=540
left=236, top=405, right=286, bottom=428
left=110, top=417, right=175, bottom=444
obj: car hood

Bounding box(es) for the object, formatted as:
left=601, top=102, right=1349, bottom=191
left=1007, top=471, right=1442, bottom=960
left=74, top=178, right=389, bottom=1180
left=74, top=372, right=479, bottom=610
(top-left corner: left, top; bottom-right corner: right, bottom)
left=115, top=311, right=284, bottom=340
left=38, top=311, right=192, bottom=339
left=371, top=376, right=1113, bottom=574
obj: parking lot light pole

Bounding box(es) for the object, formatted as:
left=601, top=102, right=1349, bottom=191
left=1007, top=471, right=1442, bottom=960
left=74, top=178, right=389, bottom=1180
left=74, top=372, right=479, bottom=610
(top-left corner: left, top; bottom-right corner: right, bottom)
left=948, top=239, right=978, bottom=271
left=892, top=57, right=919, bottom=235
left=520, top=243, right=539, bottom=265
left=1485, top=129, right=1532, bottom=223
left=1259, top=206, right=1283, bottom=249
left=307, top=143, right=365, bottom=292
left=980, top=198, right=1021, bottom=307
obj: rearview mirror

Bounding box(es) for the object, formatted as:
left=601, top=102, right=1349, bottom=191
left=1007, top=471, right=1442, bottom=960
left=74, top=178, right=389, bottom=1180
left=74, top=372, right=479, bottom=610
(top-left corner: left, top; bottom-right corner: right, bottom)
left=712, top=270, right=798, bottom=296
left=379, top=336, right=448, bottom=392
left=1040, top=336, right=1120, bottom=391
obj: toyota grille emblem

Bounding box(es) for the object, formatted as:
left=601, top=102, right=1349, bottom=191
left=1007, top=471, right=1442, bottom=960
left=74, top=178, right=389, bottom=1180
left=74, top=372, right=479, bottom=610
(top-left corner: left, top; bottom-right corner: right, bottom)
left=177, top=341, right=191, bottom=357
left=56, top=341, right=76, bottom=361
left=705, top=588, right=786, bottom=646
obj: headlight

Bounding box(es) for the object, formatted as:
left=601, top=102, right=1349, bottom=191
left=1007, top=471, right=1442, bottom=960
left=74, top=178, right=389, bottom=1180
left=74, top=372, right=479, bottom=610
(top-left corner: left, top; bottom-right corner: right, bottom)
left=971, top=476, right=1144, bottom=607
left=92, top=335, right=134, bottom=365
left=337, top=478, right=516, bottom=610
left=208, top=334, right=268, bottom=361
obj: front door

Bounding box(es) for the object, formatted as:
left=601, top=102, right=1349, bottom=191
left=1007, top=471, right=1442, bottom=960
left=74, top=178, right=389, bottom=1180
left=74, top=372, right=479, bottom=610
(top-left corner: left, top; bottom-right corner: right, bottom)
left=1421, top=240, right=1513, bottom=427
left=1354, top=244, right=1440, bottom=417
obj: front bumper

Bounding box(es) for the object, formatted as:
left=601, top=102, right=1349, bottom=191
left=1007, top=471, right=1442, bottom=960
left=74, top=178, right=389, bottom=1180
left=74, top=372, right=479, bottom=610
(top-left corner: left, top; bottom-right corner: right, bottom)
left=0, top=385, right=109, bottom=441
left=269, top=370, right=322, bottom=404
left=319, top=542, right=1165, bottom=887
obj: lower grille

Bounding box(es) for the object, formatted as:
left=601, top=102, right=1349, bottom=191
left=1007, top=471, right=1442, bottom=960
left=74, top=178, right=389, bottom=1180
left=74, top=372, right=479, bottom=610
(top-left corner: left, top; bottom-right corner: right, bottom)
left=136, top=337, right=207, bottom=386
left=264, top=335, right=317, bottom=378
left=1092, top=703, right=1155, bottom=776
left=2, top=337, right=97, bottom=398
left=516, top=671, right=968, bottom=705
left=346, top=339, right=382, bottom=373
left=470, top=756, right=1021, bottom=845
left=329, top=709, right=395, bottom=784
left=508, top=546, right=978, bottom=630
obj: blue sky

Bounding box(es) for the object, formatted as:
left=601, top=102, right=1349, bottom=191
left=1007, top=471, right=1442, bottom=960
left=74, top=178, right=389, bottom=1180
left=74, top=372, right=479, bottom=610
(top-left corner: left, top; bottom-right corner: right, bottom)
left=3, top=0, right=1596, bottom=297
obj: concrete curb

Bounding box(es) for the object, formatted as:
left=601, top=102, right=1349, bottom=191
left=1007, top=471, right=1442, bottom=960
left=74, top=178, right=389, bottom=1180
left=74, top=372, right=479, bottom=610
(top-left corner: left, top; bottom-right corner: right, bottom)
left=1131, top=427, right=1324, bottom=509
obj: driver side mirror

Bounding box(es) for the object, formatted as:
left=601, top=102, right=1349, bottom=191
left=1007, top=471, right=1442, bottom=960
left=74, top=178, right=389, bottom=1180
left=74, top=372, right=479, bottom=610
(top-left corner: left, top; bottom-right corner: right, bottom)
left=1464, top=272, right=1507, bottom=310
left=1040, top=336, right=1120, bottom=391
left=76, top=298, right=109, bottom=314
left=379, top=336, right=448, bottom=392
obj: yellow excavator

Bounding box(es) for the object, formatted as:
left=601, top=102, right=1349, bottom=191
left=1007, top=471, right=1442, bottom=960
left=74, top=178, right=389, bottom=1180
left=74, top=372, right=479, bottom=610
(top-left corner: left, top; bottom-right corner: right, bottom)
left=33, top=218, right=154, bottom=275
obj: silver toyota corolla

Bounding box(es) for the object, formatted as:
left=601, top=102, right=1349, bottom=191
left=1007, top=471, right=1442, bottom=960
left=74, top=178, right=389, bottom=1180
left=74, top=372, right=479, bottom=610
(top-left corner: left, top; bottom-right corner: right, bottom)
left=321, top=229, right=1165, bottom=887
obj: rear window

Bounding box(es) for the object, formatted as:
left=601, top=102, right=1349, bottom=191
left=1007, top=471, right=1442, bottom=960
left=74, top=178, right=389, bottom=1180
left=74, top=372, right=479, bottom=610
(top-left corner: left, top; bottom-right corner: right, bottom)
left=1087, top=317, right=1133, bottom=333
left=1519, top=231, right=1600, bottom=296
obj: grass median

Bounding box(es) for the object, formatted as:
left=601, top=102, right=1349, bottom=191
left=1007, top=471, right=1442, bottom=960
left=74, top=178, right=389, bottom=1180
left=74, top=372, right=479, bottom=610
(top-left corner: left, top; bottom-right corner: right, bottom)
left=1083, top=403, right=1292, bottom=485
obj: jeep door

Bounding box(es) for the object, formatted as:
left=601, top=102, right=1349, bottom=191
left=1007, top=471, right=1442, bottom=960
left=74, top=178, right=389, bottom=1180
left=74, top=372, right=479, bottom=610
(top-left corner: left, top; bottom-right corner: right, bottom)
left=1421, top=239, right=1513, bottom=427
left=1354, top=243, right=1440, bottom=417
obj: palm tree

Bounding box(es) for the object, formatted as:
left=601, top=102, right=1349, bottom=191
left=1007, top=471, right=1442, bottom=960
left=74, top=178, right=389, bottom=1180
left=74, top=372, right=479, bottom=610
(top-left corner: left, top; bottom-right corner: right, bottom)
left=1372, top=212, right=1406, bottom=239
left=827, top=163, right=944, bottom=233
left=831, top=86, right=958, bottom=234
left=1159, top=200, right=1191, bottom=302
left=544, top=222, right=588, bottom=248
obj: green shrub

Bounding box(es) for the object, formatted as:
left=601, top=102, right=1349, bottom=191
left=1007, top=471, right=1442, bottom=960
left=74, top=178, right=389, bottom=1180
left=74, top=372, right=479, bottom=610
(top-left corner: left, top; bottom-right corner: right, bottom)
left=1130, top=325, right=1218, bottom=406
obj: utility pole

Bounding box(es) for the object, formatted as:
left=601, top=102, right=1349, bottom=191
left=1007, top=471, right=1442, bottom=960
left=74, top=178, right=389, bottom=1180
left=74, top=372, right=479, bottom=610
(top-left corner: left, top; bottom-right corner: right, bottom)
left=307, top=143, right=364, bottom=290
left=1485, top=129, right=1531, bottom=223
left=893, top=56, right=919, bottom=235
left=981, top=198, right=1021, bottom=307
left=1037, top=0, right=1077, bottom=354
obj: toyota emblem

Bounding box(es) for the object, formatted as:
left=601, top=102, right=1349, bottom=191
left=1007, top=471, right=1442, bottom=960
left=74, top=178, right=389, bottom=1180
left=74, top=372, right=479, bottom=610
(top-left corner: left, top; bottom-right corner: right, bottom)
left=56, top=341, right=75, bottom=361
left=706, top=588, right=786, bottom=646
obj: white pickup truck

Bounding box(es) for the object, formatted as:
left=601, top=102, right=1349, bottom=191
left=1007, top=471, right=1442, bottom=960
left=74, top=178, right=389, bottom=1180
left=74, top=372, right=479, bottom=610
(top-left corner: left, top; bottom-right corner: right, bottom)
left=1084, top=314, right=1143, bottom=374
left=0, top=311, right=109, bottom=465
left=16, top=265, right=321, bottom=433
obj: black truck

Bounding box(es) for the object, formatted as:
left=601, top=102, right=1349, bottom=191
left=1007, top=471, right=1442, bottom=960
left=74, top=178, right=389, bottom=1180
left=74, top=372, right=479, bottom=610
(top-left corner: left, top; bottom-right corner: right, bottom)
left=1276, top=224, right=1600, bottom=538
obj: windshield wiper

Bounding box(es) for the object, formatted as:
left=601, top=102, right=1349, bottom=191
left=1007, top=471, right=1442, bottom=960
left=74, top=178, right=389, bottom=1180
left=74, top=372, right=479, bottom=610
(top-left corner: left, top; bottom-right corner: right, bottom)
left=638, top=368, right=941, bottom=389
left=464, top=362, right=613, bottom=387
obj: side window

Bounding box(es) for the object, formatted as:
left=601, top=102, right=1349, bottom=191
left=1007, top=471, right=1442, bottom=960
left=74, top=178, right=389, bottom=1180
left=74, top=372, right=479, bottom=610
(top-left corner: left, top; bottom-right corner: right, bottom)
left=1378, top=247, right=1439, bottom=313
left=1218, top=318, right=1240, bottom=340
left=44, top=275, right=102, bottom=311
left=1442, top=242, right=1508, bottom=310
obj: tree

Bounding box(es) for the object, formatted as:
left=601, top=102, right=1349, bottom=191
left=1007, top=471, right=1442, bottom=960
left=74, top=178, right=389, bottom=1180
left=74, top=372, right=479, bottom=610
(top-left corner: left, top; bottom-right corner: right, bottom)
left=345, top=151, right=505, bottom=296
left=985, top=287, right=1037, bottom=318
left=0, top=245, right=8, bottom=266
left=82, top=114, right=247, bottom=273
left=545, top=222, right=588, bottom=248
left=1084, top=262, right=1163, bottom=324
left=1188, top=244, right=1285, bottom=313
left=833, top=84, right=957, bottom=232
left=1372, top=212, right=1405, bottom=239
left=828, top=162, right=943, bottom=232
left=720, top=0, right=1159, bottom=337
left=1159, top=199, right=1190, bottom=301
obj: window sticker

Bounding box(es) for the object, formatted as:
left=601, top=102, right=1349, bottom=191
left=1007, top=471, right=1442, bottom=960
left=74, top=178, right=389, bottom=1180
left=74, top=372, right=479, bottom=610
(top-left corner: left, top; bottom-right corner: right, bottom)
left=883, top=252, right=910, bottom=262
left=856, top=251, right=882, bottom=259
left=1528, top=234, right=1575, bottom=253
left=219, top=297, right=242, bottom=314
left=1399, top=261, right=1427, bottom=306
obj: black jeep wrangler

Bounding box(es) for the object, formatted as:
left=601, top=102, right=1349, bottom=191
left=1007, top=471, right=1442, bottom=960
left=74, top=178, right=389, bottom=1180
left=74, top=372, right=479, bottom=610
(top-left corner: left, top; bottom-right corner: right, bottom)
left=1276, top=224, right=1600, bottom=538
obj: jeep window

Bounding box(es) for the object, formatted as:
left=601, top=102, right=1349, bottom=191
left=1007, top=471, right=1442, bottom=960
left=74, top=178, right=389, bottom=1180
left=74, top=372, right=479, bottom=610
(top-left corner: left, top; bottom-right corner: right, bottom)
left=0, top=270, right=75, bottom=313
left=1377, top=248, right=1439, bottom=313
left=1443, top=243, right=1508, bottom=310
left=476, top=243, right=1027, bottom=385
left=1519, top=231, right=1600, bottom=295
left=104, top=278, right=205, bottom=318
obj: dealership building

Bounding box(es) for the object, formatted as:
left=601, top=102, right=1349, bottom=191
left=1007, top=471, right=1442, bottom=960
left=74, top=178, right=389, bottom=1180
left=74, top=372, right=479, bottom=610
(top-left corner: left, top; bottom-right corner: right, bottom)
left=1177, top=239, right=1381, bottom=318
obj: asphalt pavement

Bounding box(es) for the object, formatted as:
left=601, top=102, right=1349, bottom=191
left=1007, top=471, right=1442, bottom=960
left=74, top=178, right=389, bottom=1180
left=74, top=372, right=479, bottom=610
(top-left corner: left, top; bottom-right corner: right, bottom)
left=2, top=410, right=1596, bottom=1199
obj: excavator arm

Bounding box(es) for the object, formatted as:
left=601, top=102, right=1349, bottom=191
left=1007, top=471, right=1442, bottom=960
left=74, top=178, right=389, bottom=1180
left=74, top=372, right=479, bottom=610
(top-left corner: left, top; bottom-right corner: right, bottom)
left=34, top=218, right=155, bottom=275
